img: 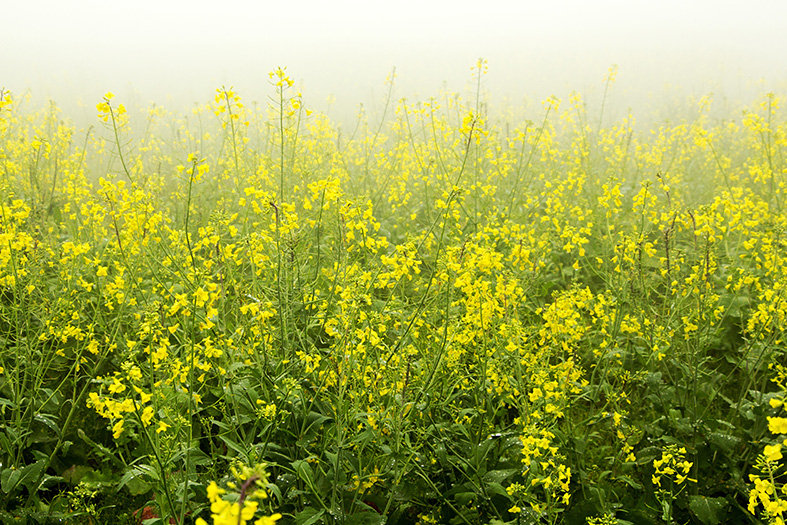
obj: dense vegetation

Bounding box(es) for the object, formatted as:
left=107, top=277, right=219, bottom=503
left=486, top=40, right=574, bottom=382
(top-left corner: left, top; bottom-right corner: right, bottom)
left=0, top=64, right=786, bottom=524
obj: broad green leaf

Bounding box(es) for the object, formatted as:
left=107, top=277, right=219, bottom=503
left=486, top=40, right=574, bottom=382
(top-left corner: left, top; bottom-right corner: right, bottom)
left=688, top=495, right=727, bottom=525
left=295, top=507, right=325, bottom=525
left=708, top=432, right=740, bottom=452
left=1, top=467, right=21, bottom=494
left=482, top=469, right=518, bottom=484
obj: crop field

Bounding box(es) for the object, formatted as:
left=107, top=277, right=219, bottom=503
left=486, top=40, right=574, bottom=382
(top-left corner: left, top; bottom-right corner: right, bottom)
left=0, top=65, right=786, bottom=524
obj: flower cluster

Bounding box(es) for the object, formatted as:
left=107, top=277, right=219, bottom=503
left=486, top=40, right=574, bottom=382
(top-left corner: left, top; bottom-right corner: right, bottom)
left=196, top=463, right=281, bottom=525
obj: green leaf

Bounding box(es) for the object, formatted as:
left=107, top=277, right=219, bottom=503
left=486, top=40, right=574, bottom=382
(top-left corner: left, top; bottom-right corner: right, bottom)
left=38, top=474, right=64, bottom=490
left=33, top=413, right=61, bottom=438
left=62, top=465, right=93, bottom=485
left=454, top=491, right=476, bottom=506
left=292, top=459, right=317, bottom=487
left=1, top=467, right=21, bottom=494
left=295, top=507, right=325, bottom=525
left=0, top=460, right=46, bottom=494
left=218, top=435, right=251, bottom=458
left=688, top=495, right=727, bottom=525
left=616, top=475, right=643, bottom=490
left=482, top=469, right=518, bottom=484
left=117, top=464, right=157, bottom=494
left=484, top=481, right=510, bottom=498
left=345, top=511, right=385, bottom=525
left=708, top=432, right=740, bottom=452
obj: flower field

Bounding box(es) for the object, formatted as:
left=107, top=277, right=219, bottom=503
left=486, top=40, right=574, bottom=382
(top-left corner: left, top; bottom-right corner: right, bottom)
left=0, top=66, right=786, bottom=524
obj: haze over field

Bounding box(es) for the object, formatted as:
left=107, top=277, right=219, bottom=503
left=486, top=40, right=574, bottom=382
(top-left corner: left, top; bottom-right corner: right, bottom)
left=3, top=0, right=787, bottom=121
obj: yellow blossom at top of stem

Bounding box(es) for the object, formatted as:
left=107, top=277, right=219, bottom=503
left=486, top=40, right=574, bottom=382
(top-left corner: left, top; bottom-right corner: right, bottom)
left=269, top=67, right=293, bottom=88
left=769, top=417, right=787, bottom=435
left=763, top=443, right=783, bottom=462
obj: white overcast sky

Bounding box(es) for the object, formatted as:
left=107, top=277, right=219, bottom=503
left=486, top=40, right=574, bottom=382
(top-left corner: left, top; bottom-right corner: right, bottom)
left=2, top=0, right=786, bottom=119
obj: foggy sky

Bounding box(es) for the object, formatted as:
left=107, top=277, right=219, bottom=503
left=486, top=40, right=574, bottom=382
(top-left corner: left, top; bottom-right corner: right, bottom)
left=3, top=0, right=787, bottom=122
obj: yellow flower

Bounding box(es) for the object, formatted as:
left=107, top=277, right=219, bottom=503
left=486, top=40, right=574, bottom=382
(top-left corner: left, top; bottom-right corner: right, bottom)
left=207, top=481, right=226, bottom=502
left=141, top=406, right=154, bottom=427
left=108, top=377, right=126, bottom=394
left=254, top=514, right=282, bottom=525
left=138, top=390, right=152, bottom=405
left=652, top=445, right=694, bottom=485
left=156, top=421, right=170, bottom=434
left=764, top=443, right=783, bottom=462
left=112, top=419, right=124, bottom=439
left=769, top=417, right=787, bottom=435
left=195, top=287, right=209, bottom=308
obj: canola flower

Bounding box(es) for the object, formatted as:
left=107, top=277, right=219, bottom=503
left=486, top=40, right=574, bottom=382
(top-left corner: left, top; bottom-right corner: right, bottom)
left=195, top=464, right=281, bottom=525
left=749, top=364, right=787, bottom=524
left=0, top=76, right=785, bottom=524
left=652, top=445, right=695, bottom=487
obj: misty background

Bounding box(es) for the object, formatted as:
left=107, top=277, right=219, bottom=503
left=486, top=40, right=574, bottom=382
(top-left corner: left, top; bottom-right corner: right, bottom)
left=3, top=0, right=787, bottom=125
